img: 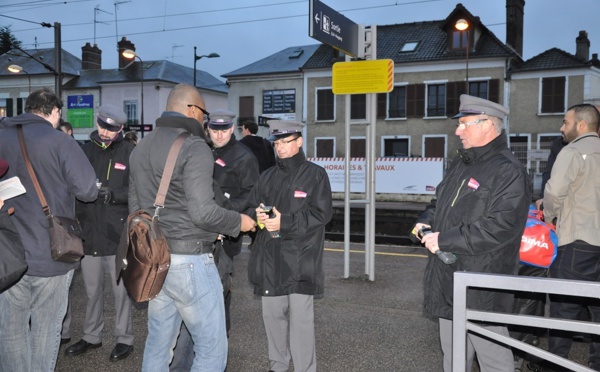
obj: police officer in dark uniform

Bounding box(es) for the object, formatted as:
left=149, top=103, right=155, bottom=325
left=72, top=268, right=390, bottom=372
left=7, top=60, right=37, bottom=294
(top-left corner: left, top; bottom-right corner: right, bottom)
left=64, top=105, right=135, bottom=362
left=245, top=120, right=333, bottom=372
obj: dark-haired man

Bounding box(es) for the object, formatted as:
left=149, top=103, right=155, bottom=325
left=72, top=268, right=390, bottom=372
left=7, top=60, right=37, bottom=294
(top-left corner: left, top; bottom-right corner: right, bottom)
left=0, top=88, right=98, bottom=371
left=239, top=120, right=276, bottom=173
left=543, top=103, right=600, bottom=371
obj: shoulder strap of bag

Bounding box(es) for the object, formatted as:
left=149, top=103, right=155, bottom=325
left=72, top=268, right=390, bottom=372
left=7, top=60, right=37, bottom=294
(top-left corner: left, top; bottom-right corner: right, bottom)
left=17, top=125, right=52, bottom=217
left=153, top=132, right=191, bottom=216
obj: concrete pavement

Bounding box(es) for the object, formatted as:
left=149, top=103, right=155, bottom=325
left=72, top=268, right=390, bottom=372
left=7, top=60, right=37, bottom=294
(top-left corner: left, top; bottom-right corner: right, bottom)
left=55, top=240, right=590, bottom=371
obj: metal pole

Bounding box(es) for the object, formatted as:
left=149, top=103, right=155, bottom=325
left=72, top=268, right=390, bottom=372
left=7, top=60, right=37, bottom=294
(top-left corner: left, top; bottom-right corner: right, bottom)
left=193, top=46, right=197, bottom=87
left=54, top=22, right=62, bottom=99
left=343, top=54, right=351, bottom=278
left=465, top=30, right=469, bottom=95
left=138, top=56, right=144, bottom=126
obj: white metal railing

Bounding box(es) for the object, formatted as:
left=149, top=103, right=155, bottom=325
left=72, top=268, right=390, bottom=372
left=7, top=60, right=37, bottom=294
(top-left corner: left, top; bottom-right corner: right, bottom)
left=452, top=272, right=600, bottom=372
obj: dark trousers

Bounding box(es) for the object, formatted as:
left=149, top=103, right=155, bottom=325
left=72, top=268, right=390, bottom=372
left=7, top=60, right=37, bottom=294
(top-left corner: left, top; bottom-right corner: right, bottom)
left=548, top=240, right=600, bottom=370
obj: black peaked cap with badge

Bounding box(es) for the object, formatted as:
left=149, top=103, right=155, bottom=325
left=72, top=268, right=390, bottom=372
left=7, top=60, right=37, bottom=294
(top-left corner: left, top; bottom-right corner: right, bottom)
left=268, top=120, right=305, bottom=141
left=97, top=105, right=127, bottom=132
left=207, top=109, right=236, bottom=130
left=452, top=94, right=509, bottom=119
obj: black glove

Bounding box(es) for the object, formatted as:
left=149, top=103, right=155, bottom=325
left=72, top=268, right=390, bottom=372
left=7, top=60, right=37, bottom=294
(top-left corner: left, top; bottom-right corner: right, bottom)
left=97, top=187, right=112, bottom=204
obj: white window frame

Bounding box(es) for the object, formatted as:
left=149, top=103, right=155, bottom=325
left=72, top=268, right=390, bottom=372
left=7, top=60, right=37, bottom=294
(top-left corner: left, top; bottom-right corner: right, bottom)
left=424, top=79, right=448, bottom=119
left=386, top=83, right=408, bottom=120
left=538, top=76, right=569, bottom=116
left=380, top=135, right=411, bottom=157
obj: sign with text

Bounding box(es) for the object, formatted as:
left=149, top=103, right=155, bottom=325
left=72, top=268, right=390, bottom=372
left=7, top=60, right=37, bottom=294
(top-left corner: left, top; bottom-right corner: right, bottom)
left=66, top=95, right=94, bottom=128
left=308, top=157, right=443, bottom=194
left=332, top=59, right=395, bottom=95
left=309, top=0, right=360, bottom=57
left=263, top=89, right=296, bottom=114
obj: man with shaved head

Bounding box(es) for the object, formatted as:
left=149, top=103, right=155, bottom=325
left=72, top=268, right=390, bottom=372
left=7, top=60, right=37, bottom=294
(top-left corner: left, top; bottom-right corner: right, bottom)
left=127, top=83, right=256, bottom=371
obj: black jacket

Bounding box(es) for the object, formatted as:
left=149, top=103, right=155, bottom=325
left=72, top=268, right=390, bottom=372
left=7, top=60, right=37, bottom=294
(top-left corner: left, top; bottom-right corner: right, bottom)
left=212, top=136, right=259, bottom=257
left=0, top=113, right=98, bottom=277
left=417, top=132, right=531, bottom=319
left=239, top=135, right=276, bottom=173
left=128, top=113, right=240, bottom=252
left=77, top=131, right=134, bottom=256
left=245, top=149, right=333, bottom=298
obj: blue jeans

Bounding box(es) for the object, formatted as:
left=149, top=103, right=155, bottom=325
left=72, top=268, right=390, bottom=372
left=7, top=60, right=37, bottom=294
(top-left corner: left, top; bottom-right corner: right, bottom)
left=142, top=253, right=227, bottom=372
left=0, top=271, right=74, bottom=372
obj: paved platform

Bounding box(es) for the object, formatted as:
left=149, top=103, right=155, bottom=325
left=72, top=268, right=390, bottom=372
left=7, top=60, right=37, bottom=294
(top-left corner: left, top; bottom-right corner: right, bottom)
left=55, top=240, right=590, bottom=372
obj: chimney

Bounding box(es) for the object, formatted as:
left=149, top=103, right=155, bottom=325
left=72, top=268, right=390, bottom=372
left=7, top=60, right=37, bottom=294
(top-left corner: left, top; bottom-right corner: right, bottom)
left=576, top=30, right=590, bottom=62
left=81, top=43, right=102, bottom=70
left=506, top=0, right=525, bottom=57
left=117, top=37, right=136, bottom=69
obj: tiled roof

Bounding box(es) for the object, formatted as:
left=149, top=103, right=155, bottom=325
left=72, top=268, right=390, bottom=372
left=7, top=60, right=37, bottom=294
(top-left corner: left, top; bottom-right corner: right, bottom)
left=0, top=48, right=227, bottom=93
left=0, top=48, right=81, bottom=76
left=303, top=19, right=515, bottom=70
left=510, top=48, right=591, bottom=72
left=223, top=44, right=321, bottom=77
left=63, top=60, right=228, bottom=93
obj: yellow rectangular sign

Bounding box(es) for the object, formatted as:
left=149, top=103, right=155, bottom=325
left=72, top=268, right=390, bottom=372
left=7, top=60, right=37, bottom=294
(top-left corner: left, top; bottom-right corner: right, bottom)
left=332, top=59, right=394, bottom=95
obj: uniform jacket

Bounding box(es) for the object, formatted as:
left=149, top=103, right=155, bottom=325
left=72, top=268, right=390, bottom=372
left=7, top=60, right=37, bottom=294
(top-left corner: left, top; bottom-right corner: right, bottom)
left=0, top=113, right=98, bottom=277
left=212, top=136, right=259, bottom=257
left=544, top=133, right=600, bottom=247
left=417, top=132, right=531, bottom=319
left=239, top=135, right=276, bottom=173
left=77, top=131, right=134, bottom=256
left=128, top=113, right=240, bottom=252
left=245, top=149, right=333, bottom=298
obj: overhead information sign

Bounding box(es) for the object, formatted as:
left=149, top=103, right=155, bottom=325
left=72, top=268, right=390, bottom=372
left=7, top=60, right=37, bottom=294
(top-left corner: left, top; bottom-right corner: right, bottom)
left=309, top=0, right=360, bottom=57
left=332, top=59, right=395, bottom=95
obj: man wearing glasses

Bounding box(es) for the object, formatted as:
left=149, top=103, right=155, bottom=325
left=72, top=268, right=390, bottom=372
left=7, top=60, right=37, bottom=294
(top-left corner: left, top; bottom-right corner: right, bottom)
left=128, top=83, right=256, bottom=371
left=413, top=94, right=531, bottom=372
left=244, top=120, right=333, bottom=372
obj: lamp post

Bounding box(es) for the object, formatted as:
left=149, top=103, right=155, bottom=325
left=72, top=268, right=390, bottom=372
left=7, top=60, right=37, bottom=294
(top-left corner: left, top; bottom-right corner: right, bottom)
left=122, top=49, right=144, bottom=126
left=8, top=64, right=31, bottom=93
left=193, top=46, right=219, bottom=87
left=455, top=18, right=470, bottom=95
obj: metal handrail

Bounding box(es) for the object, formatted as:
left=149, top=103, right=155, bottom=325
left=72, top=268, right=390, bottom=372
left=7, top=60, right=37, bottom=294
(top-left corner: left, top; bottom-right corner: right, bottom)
left=452, top=272, right=600, bottom=372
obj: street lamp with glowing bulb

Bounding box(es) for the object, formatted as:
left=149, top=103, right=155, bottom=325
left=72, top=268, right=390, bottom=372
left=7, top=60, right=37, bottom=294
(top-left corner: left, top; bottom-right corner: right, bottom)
left=454, top=18, right=470, bottom=94
left=8, top=64, right=31, bottom=93
left=193, top=46, right=219, bottom=87
left=122, top=49, right=144, bottom=126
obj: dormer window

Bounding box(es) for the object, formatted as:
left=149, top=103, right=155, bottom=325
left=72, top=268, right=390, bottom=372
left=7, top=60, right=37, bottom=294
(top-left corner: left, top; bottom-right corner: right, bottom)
left=400, top=41, right=419, bottom=53
left=289, top=49, right=304, bottom=59
left=452, top=30, right=469, bottom=50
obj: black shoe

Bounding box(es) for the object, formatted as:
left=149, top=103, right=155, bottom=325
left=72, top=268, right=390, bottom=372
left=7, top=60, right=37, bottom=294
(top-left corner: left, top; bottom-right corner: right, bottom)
left=110, top=343, right=133, bottom=362
left=65, top=339, right=102, bottom=356
left=60, top=337, right=71, bottom=345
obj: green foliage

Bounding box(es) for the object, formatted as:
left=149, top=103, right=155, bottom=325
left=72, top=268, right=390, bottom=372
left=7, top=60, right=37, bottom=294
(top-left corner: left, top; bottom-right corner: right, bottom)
left=0, top=26, right=22, bottom=55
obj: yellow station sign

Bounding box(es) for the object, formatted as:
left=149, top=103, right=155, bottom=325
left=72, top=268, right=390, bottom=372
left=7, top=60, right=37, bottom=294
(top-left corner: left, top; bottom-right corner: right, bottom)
left=332, top=59, right=395, bottom=95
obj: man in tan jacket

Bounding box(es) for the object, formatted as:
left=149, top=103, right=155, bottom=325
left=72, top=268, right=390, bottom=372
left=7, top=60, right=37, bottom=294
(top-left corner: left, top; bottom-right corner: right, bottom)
left=543, top=103, right=600, bottom=371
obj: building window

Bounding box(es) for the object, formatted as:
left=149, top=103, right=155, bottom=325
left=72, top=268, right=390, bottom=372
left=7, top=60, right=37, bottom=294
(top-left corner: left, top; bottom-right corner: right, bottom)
left=452, top=30, right=468, bottom=50
left=124, top=100, right=138, bottom=125
left=427, top=84, right=446, bottom=117
left=351, top=94, right=366, bottom=120
left=400, top=41, right=419, bottom=53
left=509, top=135, right=530, bottom=169
left=383, top=137, right=409, bottom=157
left=423, top=136, right=446, bottom=158
left=17, top=98, right=25, bottom=115
left=316, top=88, right=334, bottom=121
left=315, top=137, right=335, bottom=157
left=468, top=81, right=488, bottom=99
left=388, top=85, right=407, bottom=118
left=239, top=96, right=255, bottom=125
left=541, top=77, right=566, bottom=113
left=351, top=138, right=366, bottom=158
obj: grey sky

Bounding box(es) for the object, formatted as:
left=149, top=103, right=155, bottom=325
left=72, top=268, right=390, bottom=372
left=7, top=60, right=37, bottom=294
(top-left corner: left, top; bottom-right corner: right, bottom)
left=2, top=0, right=599, bottom=81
